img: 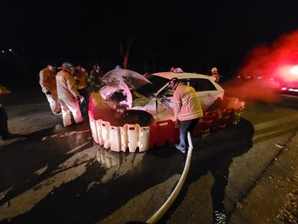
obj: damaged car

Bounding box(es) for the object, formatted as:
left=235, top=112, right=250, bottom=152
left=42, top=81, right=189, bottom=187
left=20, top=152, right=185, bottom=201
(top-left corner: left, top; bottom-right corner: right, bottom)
left=98, top=68, right=225, bottom=121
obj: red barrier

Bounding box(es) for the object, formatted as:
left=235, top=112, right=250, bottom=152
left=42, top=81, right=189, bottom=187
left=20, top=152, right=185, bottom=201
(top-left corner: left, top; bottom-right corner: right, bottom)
left=168, top=120, right=180, bottom=144
left=88, top=99, right=245, bottom=152
left=149, top=120, right=171, bottom=149
left=192, top=118, right=203, bottom=137
left=192, top=111, right=219, bottom=136
left=219, top=108, right=235, bottom=128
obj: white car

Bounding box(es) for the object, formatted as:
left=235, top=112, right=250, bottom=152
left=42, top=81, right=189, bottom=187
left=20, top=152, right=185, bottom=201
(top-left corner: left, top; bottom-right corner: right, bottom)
left=99, top=68, right=225, bottom=121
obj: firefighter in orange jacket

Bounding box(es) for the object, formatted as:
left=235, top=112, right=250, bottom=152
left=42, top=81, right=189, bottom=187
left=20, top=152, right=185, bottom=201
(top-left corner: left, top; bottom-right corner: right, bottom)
left=169, top=77, right=203, bottom=153
left=39, top=63, right=61, bottom=115
left=56, top=62, right=84, bottom=127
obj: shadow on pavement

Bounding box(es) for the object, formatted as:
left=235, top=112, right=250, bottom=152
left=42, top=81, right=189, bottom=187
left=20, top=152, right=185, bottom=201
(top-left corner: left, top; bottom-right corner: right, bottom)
left=0, top=121, right=93, bottom=206
left=0, top=117, right=254, bottom=224
left=158, top=118, right=254, bottom=224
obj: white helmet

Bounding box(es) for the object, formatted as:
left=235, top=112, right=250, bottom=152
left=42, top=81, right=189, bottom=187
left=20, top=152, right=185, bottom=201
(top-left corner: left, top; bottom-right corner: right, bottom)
left=58, top=62, right=74, bottom=71
left=173, top=67, right=184, bottom=73
left=211, top=67, right=218, bottom=73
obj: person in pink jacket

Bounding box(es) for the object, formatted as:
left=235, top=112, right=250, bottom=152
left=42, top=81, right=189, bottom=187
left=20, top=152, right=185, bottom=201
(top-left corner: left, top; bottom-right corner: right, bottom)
left=39, top=63, right=61, bottom=115
left=169, top=77, right=203, bottom=153
left=56, top=62, right=84, bottom=127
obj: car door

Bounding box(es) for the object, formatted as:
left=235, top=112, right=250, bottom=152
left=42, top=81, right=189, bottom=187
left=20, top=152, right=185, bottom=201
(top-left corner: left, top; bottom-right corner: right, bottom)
left=186, top=78, right=221, bottom=112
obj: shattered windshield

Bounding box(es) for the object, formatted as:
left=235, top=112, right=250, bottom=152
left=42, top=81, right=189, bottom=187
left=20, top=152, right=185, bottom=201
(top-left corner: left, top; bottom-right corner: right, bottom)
left=135, top=75, right=169, bottom=97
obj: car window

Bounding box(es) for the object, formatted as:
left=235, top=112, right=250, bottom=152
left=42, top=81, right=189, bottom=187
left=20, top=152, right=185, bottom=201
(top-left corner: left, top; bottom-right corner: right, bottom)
left=136, top=76, right=169, bottom=97
left=185, top=78, right=217, bottom=91
left=158, top=86, right=174, bottom=97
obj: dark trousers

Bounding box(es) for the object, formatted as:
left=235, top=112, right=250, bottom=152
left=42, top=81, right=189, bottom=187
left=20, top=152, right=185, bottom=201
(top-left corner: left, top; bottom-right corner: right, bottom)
left=179, top=118, right=200, bottom=148
left=0, top=105, right=9, bottom=137
left=78, top=88, right=89, bottom=112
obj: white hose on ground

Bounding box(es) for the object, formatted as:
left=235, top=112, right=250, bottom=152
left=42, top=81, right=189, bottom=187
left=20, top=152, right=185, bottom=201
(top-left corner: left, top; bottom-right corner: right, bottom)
left=146, top=131, right=193, bottom=224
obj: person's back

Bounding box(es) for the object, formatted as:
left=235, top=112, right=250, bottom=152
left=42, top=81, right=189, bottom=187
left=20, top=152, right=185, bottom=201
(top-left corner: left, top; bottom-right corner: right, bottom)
left=173, top=83, right=203, bottom=121
left=90, top=64, right=103, bottom=91
left=74, top=66, right=90, bottom=90
left=39, top=63, right=61, bottom=114
left=56, top=69, right=78, bottom=99
left=39, top=66, right=57, bottom=95
left=56, top=62, right=83, bottom=127
left=169, top=78, right=203, bottom=153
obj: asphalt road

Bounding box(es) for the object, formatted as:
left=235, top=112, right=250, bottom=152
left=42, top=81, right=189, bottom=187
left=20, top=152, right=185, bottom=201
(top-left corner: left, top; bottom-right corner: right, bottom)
left=0, top=87, right=297, bottom=223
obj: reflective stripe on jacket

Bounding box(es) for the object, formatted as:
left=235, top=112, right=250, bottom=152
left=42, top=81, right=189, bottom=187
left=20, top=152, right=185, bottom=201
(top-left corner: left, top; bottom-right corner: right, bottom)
left=56, top=70, right=80, bottom=99
left=173, top=83, right=203, bottom=121
left=39, top=68, right=57, bottom=94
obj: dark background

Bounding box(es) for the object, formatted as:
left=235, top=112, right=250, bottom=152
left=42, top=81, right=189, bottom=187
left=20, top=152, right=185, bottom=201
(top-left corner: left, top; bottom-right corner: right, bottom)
left=1, top=0, right=297, bottom=86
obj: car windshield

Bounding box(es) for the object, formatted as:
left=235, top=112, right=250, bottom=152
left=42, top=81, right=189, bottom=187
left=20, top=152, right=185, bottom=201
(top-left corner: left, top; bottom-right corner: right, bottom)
left=135, top=75, right=169, bottom=97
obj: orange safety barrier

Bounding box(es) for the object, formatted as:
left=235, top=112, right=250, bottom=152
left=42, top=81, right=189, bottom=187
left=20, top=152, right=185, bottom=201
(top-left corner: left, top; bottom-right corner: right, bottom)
left=120, top=125, right=128, bottom=152
left=234, top=106, right=245, bottom=125
left=110, top=126, right=121, bottom=152
left=168, top=120, right=180, bottom=144
left=88, top=111, right=99, bottom=144
left=192, top=111, right=219, bottom=136
left=126, top=124, right=140, bottom=153
left=88, top=98, right=245, bottom=153
left=100, top=120, right=111, bottom=149
left=139, top=126, right=150, bottom=152
left=202, top=111, right=219, bottom=133
left=192, top=118, right=203, bottom=137
left=218, top=108, right=235, bottom=128
left=149, top=120, right=171, bottom=149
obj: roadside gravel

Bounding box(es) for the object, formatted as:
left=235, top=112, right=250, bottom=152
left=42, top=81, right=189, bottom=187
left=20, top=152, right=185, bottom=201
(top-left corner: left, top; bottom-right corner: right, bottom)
left=228, top=131, right=298, bottom=224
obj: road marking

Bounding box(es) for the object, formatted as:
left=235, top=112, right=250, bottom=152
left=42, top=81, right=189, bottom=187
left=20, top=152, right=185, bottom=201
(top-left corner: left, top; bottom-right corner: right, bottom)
left=253, top=113, right=298, bottom=131
left=42, top=129, right=91, bottom=140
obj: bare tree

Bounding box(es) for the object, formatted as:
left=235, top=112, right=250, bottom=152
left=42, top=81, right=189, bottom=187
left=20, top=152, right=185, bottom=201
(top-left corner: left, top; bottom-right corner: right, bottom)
left=107, top=1, right=143, bottom=69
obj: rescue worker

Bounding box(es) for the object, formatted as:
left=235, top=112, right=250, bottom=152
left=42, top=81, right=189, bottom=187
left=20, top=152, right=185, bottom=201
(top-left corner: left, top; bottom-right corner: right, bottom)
left=169, top=77, right=203, bottom=153
left=56, top=62, right=84, bottom=127
left=90, top=64, right=103, bottom=92
left=74, top=65, right=90, bottom=113
left=39, top=62, right=61, bottom=115
left=0, top=90, right=22, bottom=140
left=211, top=67, right=220, bottom=83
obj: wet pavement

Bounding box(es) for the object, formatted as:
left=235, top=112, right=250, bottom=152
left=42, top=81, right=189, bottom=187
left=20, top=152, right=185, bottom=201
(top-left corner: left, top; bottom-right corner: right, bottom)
left=0, top=86, right=297, bottom=223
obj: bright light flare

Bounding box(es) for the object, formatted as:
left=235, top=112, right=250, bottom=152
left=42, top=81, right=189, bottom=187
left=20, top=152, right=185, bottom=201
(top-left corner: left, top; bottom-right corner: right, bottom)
left=278, top=65, right=298, bottom=82
left=290, top=66, right=298, bottom=75
left=225, top=29, right=298, bottom=103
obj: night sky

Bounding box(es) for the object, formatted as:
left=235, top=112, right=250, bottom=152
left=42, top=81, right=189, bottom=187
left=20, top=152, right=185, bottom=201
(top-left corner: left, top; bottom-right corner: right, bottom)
left=1, top=0, right=297, bottom=82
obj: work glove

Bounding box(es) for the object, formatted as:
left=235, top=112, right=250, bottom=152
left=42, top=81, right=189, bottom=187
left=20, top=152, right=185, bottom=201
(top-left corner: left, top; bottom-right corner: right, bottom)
left=46, top=91, right=51, bottom=95
left=76, top=96, right=81, bottom=102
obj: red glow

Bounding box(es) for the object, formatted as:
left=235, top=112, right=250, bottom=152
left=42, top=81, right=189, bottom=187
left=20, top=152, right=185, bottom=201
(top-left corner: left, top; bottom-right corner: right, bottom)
left=237, top=30, right=298, bottom=81
left=222, top=30, right=298, bottom=103
left=290, top=66, right=298, bottom=75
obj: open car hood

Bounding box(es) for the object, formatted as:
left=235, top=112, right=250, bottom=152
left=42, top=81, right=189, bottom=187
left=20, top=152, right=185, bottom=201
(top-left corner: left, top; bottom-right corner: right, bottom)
left=102, top=69, right=151, bottom=90
left=100, top=69, right=151, bottom=108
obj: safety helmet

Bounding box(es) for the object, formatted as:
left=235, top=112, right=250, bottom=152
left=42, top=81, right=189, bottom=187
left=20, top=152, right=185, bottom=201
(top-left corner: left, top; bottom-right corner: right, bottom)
left=59, top=62, right=74, bottom=71
left=115, top=65, right=122, bottom=69
left=47, top=62, right=57, bottom=68
left=173, top=67, right=184, bottom=73
left=169, top=77, right=179, bottom=89
left=211, top=67, right=218, bottom=73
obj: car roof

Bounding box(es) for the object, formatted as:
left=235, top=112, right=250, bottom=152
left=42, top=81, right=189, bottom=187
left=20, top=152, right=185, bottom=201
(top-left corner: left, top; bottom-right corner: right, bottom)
left=151, top=71, right=215, bottom=81
left=151, top=71, right=224, bottom=93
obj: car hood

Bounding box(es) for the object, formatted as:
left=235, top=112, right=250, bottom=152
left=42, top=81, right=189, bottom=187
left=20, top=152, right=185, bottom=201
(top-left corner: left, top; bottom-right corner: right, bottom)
left=100, top=69, right=152, bottom=108
left=102, top=69, right=151, bottom=90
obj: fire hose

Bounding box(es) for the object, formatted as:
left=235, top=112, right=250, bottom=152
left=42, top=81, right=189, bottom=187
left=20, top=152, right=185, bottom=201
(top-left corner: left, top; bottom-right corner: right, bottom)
left=146, top=131, right=193, bottom=224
